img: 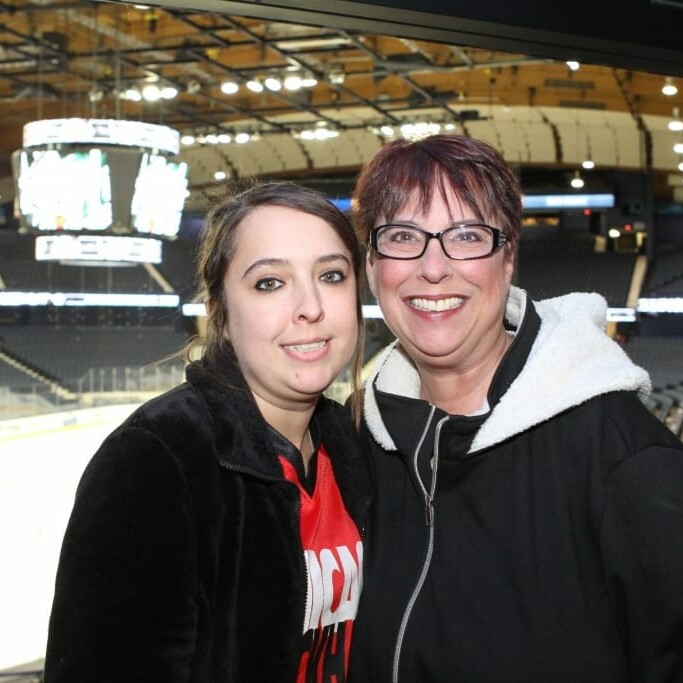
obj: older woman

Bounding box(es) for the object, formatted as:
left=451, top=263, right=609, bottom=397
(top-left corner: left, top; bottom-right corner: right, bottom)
left=349, top=134, right=683, bottom=682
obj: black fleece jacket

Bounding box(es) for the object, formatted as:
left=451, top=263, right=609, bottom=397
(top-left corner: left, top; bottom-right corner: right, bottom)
left=350, top=290, right=683, bottom=683
left=44, top=354, right=371, bottom=682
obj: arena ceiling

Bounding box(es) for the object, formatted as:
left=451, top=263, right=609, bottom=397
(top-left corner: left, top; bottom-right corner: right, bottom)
left=2, top=0, right=683, bottom=209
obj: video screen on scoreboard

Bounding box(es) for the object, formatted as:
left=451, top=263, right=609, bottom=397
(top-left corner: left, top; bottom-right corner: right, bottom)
left=12, top=145, right=188, bottom=238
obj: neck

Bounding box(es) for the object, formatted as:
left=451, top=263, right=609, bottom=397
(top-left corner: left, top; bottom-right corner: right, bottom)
left=418, top=330, right=512, bottom=415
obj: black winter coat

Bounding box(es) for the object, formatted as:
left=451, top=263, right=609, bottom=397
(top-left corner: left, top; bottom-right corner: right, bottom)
left=350, top=288, right=683, bottom=683
left=44, top=354, right=371, bottom=682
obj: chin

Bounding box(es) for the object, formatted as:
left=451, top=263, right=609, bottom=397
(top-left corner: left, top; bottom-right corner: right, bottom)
left=290, top=375, right=337, bottom=399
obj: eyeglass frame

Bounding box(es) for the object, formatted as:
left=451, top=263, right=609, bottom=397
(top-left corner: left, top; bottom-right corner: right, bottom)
left=368, top=222, right=509, bottom=261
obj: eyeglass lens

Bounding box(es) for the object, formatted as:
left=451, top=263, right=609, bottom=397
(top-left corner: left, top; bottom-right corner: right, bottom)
left=376, top=224, right=496, bottom=259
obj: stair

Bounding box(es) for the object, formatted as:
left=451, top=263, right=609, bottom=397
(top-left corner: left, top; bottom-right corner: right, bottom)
left=0, top=350, right=77, bottom=402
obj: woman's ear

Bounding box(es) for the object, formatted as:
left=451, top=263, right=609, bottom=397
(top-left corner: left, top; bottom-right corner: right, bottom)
left=503, top=245, right=515, bottom=286
left=365, top=251, right=377, bottom=298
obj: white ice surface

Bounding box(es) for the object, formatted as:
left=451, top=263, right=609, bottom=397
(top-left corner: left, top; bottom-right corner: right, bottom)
left=0, top=405, right=139, bottom=671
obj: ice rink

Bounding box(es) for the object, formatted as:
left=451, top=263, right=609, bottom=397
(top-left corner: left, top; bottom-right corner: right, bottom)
left=0, top=404, right=140, bottom=671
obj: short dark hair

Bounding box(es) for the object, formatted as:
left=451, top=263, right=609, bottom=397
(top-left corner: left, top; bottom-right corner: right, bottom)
left=353, top=134, right=523, bottom=251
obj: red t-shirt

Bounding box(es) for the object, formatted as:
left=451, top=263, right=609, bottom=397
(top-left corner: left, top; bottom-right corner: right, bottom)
left=279, top=444, right=363, bottom=683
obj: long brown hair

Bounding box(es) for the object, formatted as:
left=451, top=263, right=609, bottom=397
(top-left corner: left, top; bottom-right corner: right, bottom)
left=187, top=180, right=365, bottom=425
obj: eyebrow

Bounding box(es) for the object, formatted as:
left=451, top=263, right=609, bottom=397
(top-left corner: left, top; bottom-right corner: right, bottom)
left=242, top=253, right=351, bottom=278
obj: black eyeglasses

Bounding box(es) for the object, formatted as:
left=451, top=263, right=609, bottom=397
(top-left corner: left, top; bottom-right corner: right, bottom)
left=369, top=223, right=508, bottom=260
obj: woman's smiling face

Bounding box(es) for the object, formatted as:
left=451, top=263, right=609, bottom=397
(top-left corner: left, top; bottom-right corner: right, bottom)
left=224, top=204, right=358, bottom=418
left=366, top=186, right=514, bottom=375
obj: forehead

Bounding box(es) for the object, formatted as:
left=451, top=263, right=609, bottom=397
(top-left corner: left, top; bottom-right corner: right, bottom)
left=232, top=204, right=347, bottom=260
left=390, top=186, right=477, bottom=222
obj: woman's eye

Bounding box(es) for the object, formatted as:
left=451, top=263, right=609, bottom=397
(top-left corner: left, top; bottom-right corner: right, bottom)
left=255, top=277, right=283, bottom=292
left=453, top=230, right=482, bottom=243
left=320, top=269, right=346, bottom=283
left=391, top=230, right=419, bottom=243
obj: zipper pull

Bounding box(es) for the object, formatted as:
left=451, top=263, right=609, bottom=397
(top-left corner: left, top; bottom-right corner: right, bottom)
left=424, top=496, right=434, bottom=527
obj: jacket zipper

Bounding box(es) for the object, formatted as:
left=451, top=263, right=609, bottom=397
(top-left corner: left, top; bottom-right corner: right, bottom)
left=391, top=411, right=449, bottom=683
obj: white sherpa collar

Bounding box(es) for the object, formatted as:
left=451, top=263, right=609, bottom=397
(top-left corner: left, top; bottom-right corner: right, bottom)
left=363, top=286, right=652, bottom=453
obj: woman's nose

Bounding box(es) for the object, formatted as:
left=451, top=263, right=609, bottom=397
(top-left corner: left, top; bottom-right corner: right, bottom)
left=417, top=236, right=452, bottom=282
left=294, top=283, right=324, bottom=322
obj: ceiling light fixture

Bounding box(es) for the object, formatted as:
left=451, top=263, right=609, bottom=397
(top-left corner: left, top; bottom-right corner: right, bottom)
left=246, top=79, right=264, bottom=93
left=220, top=81, right=239, bottom=95
left=582, top=134, right=595, bottom=170
left=668, top=107, right=683, bottom=132
left=400, top=121, right=441, bottom=139
left=328, top=68, right=346, bottom=85
left=264, top=77, right=282, bottom=92
left=296, top=124, right=340, bottom=141
left=142, top=84, right=162, bottom=102
left=662, top=77, right=678, bottom=96
left=123, top=88, right=142, bottom=102
left=570, top=170, right=585, bottom=189
left=283, top=75, right=303, bottom=91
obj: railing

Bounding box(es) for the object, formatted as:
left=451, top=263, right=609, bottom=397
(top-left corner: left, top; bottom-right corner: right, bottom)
left=0, top=363, right=186, bottom=420
left=75, top=363, right=185, bottom=395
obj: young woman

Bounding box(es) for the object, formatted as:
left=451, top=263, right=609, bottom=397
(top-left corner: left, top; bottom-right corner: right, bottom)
left=349, top=134, right=683, bottom=682
left=44, top=181, right=371, bottom=682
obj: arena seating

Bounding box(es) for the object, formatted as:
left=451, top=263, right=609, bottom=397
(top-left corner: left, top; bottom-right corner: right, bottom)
left=0, top=231, right=165, bottom=294
left=516, top=227, right=636, bottom=306
left=640, top=245, right=683, bottom=297
left=1, top=226, right=682, bottom=438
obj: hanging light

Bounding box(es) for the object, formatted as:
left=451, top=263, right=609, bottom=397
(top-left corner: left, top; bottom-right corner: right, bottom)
left=220, top=81, right=239, bottom=95
left=141, top=83, right=162, bottom=101
left=570, top=170, right=585, bottom=189
left=327, top=67, right=346, bottom=85
left=246, top=79, right=264, bottom=93
left=160, top=86, right=178, bottom=100
left=123, top=87, right=142, bottom=102
left=582, top=136, right=595, bottom=170
left=662, top=77, right=678, bottom=96
left=264, top=77, right=282, bottom=92
left=668, top=107, right=683, bottom=132
left=283, top=75, right=303, bottom=91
